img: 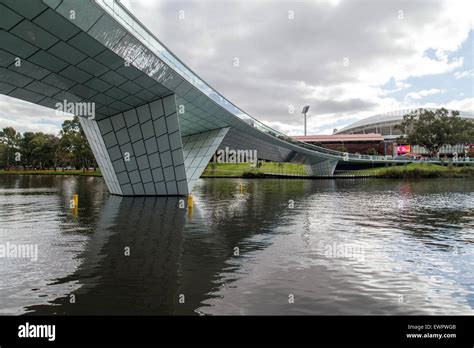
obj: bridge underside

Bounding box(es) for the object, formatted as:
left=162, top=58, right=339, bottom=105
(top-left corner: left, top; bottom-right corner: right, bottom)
left=0, top=0, right=338, bottom=196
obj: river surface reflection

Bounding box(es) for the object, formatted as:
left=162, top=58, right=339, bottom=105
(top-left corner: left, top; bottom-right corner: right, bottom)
left=0, top=175, right=473, bottom=315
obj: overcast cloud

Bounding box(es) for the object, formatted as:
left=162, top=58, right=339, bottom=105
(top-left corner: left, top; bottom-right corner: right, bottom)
left=1, top=0, right=473, bottom=135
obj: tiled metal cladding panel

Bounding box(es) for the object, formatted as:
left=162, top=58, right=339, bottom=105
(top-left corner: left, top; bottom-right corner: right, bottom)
left=182, top=127, right=229, bottom=192
left=79, top=116, right=122, bottom=195
left=305, top=159, right=338, bottom=176
left=94, top=95, right=188, bottom=196
left=175, top=96, right=228, bottom=137
left=0, top=0, right=172, bottom=122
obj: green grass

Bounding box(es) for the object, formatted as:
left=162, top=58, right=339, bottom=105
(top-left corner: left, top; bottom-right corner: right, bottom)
left=4, top=162, right=472, bottom=180
left=202, top=162, right=307, bottom=177
left=346, top=163, right=474, bottom=178
left=0, top=169, right=102, bottom=177
left=203, top=162, right=474, bottom=179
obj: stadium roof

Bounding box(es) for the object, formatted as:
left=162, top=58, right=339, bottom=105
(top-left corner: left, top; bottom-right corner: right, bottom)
left=293, top=134, right=383, bottom=142
left=336, top=108, right=474, bottom=134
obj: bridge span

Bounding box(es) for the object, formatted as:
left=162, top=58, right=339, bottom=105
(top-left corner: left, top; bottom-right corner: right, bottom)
left=0, top=0, right=466, bottom=195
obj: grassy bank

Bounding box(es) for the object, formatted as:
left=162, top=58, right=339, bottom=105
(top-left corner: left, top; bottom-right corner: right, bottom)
left=204, top=162, right=474, bottom=179
left=346, top=163, right=474, bottom=178
left=0, top=169, right=102, bottom=177
left=2, top=163, right=472, bottom=180
left=202, top=162, right=307, bottom=177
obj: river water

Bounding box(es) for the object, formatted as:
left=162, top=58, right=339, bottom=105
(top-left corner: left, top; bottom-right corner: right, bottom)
left=0, top=175, right=473, bottom=315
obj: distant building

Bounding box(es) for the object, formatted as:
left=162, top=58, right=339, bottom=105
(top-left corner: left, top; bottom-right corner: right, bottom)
left=298, top=108, right=474, bottom=157
left=293, top=134, right=388, bottom=155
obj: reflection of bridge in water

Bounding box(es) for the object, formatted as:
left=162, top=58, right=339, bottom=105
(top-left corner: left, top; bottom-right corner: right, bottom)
left=23, top=179, right=314, bottom=315
left=18, top=177, right=474, bottom=315
left=3, top=1, right=468, bottom=196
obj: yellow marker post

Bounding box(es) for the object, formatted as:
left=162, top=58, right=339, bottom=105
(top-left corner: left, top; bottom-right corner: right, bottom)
left=240, top=183, right=243, bottom=193
left=73, top=194, right=78, bottom=209
left=187, top=194, right=193, bottom=209
left=187, top=194, right=193, bottom=219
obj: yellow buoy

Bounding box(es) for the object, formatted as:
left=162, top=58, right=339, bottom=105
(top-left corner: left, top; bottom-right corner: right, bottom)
left=73, top=194, right=78, bottom=209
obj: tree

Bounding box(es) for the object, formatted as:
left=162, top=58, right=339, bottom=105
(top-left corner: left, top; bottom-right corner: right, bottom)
left=397, top=108, right=474, bottom=157
left=30, top=133, right=60, bottom=169
left=19, top=132, right=36, bottom=168
left=0, top=127, right=21, bottom=169
left=0, top=118, right=97, bottom=171
left=15, top=132, right=60, bottom=170
left=59, top=116, right=96, bottom=171
left=0, top=143, right=7, bottom=169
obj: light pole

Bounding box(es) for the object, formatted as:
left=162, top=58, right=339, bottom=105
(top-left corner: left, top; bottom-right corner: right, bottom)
left=301, top=105, right=310, bottom=136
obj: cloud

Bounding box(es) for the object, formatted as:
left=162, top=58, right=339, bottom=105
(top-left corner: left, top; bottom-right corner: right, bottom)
left=422, top=97, right=474, bottom=113
left=123, top=0, right=472, bottom=133
left=454, top=69, right=474, bottom=79
left=0, top=0, right=472, bottom=136
left=396, top=81, right=411, bottom=89
left=405, top=88, right=445, bottom=100
left=0, top=95, right=66, bottom=134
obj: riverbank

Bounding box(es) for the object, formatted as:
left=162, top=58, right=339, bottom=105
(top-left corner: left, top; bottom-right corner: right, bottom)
left=202, top=162, right=474, bottom=178
left=0, top=169, right=102, bottom=177
left=201, top=162, right=307, bottom=177
left=347, top=163, right=474, bottom=178
left=1, top=163, right=472, bottom=179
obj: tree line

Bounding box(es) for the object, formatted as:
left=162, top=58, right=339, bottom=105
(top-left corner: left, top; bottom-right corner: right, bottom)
left=0, top=108, right=472, bottom=171
left=397, top=108, right=474, bottom=157
left=0, top=116, right=96, bottom=171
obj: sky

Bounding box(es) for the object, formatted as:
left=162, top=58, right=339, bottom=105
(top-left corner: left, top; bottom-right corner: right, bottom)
left=0, top=0, right=473, bottom=135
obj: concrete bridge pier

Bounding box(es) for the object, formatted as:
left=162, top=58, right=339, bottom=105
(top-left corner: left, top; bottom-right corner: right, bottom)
left=305, top=159, right=339, bottom=176
left=79, top=94, right=229, bottom=196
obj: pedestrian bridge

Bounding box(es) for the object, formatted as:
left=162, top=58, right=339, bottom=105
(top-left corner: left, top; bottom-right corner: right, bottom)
left=0, top=0, right=465, bottom=195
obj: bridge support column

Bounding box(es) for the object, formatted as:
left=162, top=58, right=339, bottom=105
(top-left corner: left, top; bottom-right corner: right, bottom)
left=181, top=127, right=229, bottom=192
left=80, top=94, right=228, bottom=196
left=305, top=159, right=338, bottom=176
